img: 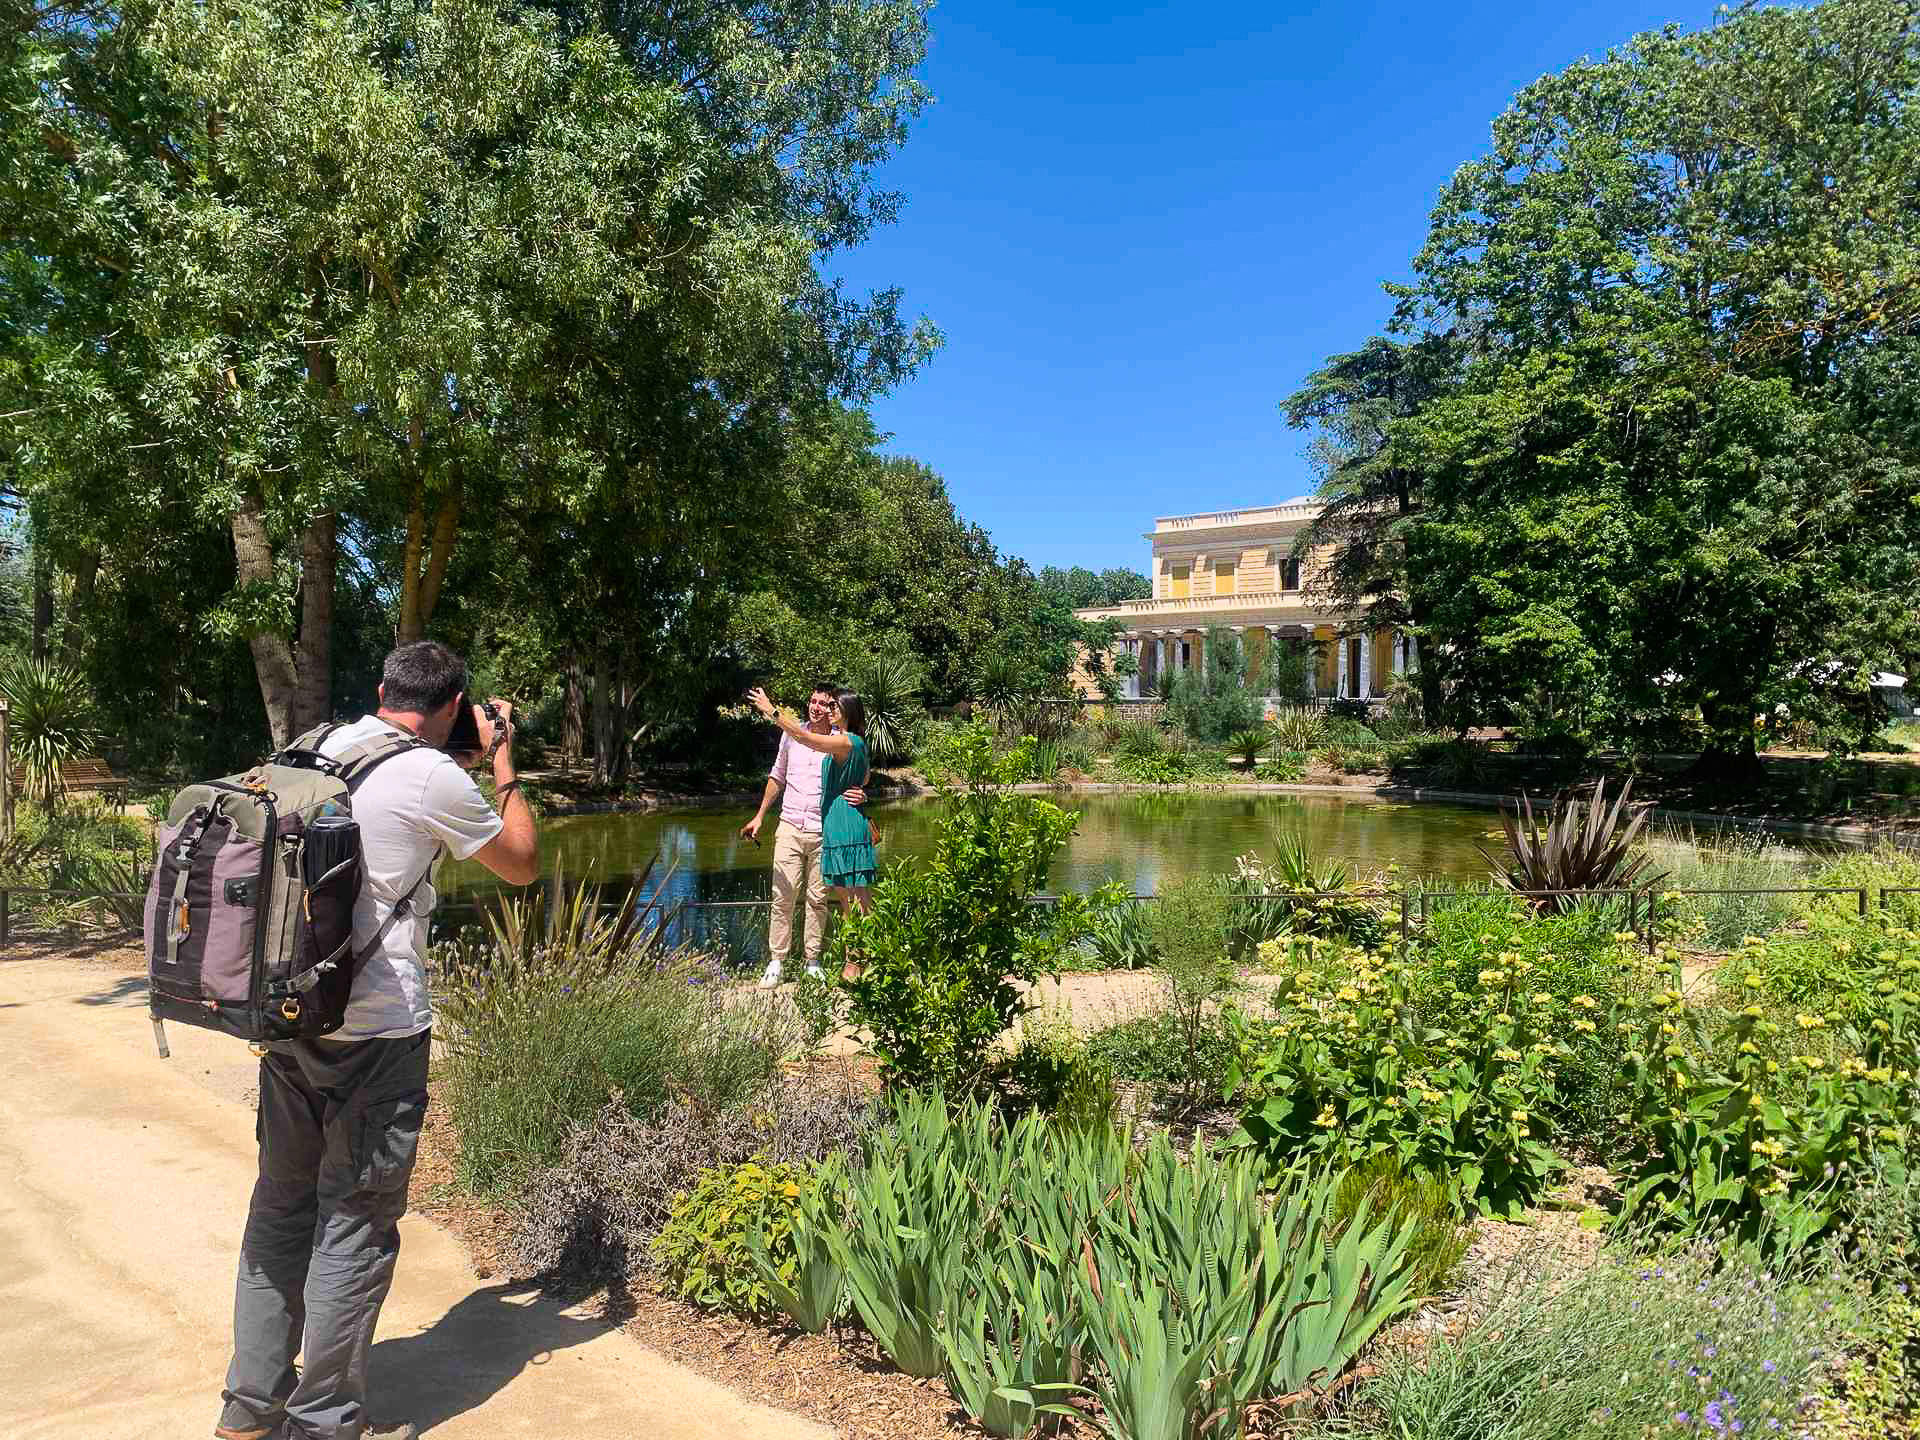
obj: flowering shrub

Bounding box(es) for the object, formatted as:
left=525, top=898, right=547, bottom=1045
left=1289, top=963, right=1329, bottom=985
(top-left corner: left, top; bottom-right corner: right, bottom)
left=1619, top=927, right=1920, bottom=1251
left=1227, top=940, right=1574, bottom=1218
left=1344, top=1239, right=1858, bottom=1440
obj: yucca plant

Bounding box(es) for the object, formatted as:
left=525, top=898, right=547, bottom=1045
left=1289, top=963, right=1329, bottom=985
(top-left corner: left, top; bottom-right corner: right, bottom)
left=1481, top=777, right=1662, bottom=911
left=0, top=658, right=102, bottom=808
left=478, top=858, right=682, bottom=973
left=843, top=650, right=925, bottom=765
left=1268, top=705, right=1327, bottom=753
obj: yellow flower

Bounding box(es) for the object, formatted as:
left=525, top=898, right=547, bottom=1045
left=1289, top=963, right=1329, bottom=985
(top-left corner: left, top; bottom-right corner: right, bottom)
left=1494, top=1013, right=1514, bottom=1025
left=1574, top=1019, right=1597, bottom=1034
left=1738, top=1041, right=1758, bottom=1055
left=1384, top=1096, right=1402, bottom=1109
left=1314, top=1107, right=1337, bottom=1128
left=1511, top=1110, right=1530, bottom=1123
left=1743, top=974, right=1764, bottom=989
left=1795, top=1013, right=1825, bottom=1030
left=1766, top=1060, right=1780, bottom=1074
left=1381, top=1043, right=1399, bottom=1057
left=1495, top=1047, right=1522, bottom=1063
left=1572, top=995, right=1597, bottom=1009
left=1531, top=992, right=1553, bottom=1006
left=1795, top=1056, right=1826, bottom=1071
left=1337, top=986, right=1360, bottom=1002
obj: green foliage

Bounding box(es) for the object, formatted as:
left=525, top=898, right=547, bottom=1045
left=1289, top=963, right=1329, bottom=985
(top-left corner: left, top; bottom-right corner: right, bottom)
left=755, top=1092, right=1419, bottom=1440
left=437, top=885, right=797, bottom=1198
left=1484, top=778, right=1660, bottom=909
left=1113, top=744, right=1194, bottom=785
left=0, top=658, right=102, bottom=807
left=1078, top=891, right=1158, bottom=971
left=1617, top=924, right=1920, bottom=1252
left=1330, top=1155, right=1471, bottom=1300
left=995, top=1005, right=1118, bottom=1133
left=1339, top=1241, right=1856, bottom=1440
left=0, top=796, right=149, bottom=932
left=1255, top=830, right=1390, bottom=946
left=1163, top=628, right=1264, bottom=744
left=1227, top=727, right=1270, bottom=767
left=1230, top=943, right=1571, bottom=1219
left=1410, top=894, right=1639, bottom=1148
left=1143, top=878, right=1242, bottom=1110
left=1384, top=0, right=1920, bottom=756
left=651, top=1157, right=822, bottom=1317
left=1807, top=846, right=1920, bottom=928
left=1639, top=824, right=1812, bottom=949
left=833, top=722, right=1117, bottom=1092
left=841, top=650, right=925, bottom=766
left=1084, top=1007, right=1240, bottom=1104
left=1268, top=706, right=1329, bottom=752
left=1257, top=750, right=1308, bottom=782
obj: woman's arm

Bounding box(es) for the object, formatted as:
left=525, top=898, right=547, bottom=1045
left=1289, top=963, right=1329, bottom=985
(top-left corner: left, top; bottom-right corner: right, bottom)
left=747, top=687, right=853, bottom=760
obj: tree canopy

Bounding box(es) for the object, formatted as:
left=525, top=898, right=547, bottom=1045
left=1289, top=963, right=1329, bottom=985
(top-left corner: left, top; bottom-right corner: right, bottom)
left=1287, top=0, right=1920, bottom=764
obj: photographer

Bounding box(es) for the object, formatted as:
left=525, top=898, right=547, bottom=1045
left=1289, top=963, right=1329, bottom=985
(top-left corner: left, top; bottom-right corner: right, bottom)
left=215, top=641, right=537, bottom=1440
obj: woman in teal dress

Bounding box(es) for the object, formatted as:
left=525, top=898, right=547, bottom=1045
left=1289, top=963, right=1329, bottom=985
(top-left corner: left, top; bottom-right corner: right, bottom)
left=746, top=684, right=877, bottom=953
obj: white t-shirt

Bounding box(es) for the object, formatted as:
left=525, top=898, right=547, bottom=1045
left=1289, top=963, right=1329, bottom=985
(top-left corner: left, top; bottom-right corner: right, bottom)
left=320, top=716, right=504, bottom=1040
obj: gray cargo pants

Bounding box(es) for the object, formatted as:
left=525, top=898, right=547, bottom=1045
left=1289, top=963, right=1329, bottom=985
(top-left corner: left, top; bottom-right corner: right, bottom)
left=218, top=1030, right=430, bottom=1440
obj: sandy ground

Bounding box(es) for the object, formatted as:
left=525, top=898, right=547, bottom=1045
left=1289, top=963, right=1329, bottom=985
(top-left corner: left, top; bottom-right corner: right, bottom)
left=0, top=944, right=830, bottom=1440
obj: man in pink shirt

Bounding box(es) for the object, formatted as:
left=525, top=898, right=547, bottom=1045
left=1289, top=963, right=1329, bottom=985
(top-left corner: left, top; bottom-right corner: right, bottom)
left=741, top=681, right=864, bottom=984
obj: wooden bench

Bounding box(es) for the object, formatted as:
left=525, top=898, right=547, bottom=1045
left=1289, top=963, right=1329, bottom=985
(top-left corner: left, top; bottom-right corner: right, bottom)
left=8, top=757, right=131, bottom=809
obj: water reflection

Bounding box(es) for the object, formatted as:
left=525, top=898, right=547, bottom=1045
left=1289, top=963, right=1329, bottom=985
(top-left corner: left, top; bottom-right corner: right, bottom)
left=438, top=791, right=1507, bottom=913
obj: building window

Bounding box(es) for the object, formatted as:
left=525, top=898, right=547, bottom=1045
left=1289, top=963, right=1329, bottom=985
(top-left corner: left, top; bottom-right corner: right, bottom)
left=1281, top=556, right=1302, bottom=591
left=1169, top=563, right=1190, bottom=599
left=1213, top=560, right=1235, bottom=595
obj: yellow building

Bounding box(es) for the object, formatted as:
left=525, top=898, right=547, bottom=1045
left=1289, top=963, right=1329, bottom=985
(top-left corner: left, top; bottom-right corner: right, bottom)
left=1071, top=499, right=1413, bottom=702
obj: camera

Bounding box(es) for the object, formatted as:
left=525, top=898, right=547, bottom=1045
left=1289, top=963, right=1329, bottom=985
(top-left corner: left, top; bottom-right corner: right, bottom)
left=444, top=698, right=503, bottom=760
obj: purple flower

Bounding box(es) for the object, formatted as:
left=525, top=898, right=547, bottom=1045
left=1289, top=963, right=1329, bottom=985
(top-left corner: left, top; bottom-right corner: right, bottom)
left=1689, top=1366, right=1702, bottom=1379
left=1762, top=1361, right=1776, bottom=1374
left=1705, top=1401, right=1727, bottom=1431
left=1704, top=1346, right=1718, bottom=1358
left=1678, top=1414, right=1692, bottom=1426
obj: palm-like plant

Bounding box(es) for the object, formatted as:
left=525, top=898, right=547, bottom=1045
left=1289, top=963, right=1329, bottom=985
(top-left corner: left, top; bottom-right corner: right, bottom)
left=843, top=650, right=924, bottom=765
left=1228, top=726, right=1270, bottom=767
left=1269, top=704, right=1328, bottom=753
left=1482, top=777, right=1662, bottom=910
left=0, top=658, right=102, bottom=808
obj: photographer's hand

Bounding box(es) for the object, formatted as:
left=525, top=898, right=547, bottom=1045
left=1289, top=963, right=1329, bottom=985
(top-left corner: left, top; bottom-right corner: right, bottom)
left=486, top=699, right=517, bottom=785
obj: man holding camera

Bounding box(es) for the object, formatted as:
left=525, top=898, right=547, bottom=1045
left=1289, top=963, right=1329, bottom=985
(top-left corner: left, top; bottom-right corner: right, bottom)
left=215, top=642, right=538, bottom=1440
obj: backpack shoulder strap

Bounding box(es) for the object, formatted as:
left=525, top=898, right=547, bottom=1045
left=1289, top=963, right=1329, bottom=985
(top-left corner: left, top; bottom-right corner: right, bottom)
left=346, top=852, right=440, bottom=983
left=337, top=732, right=431, bottom=794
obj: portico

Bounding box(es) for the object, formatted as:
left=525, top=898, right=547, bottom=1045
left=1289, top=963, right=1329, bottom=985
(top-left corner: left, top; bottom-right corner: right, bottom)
left=1074, top=500, right=1414, bottom=704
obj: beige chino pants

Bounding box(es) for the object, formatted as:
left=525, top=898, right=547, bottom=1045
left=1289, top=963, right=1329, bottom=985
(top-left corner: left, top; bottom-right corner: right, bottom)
left=768, top=820, right=828, bottom=967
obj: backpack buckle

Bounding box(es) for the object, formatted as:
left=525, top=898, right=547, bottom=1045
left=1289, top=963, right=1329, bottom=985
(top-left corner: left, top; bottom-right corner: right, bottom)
left=280, top=997, right=302, bottom=1022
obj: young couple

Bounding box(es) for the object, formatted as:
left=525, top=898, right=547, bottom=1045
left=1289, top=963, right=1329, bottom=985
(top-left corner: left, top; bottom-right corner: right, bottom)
left=742, top=681, right=876, bottom=986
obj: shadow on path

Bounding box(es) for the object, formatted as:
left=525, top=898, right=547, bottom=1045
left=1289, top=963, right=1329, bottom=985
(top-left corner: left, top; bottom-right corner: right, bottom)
left=369, top=1283, right=616, bottom=1433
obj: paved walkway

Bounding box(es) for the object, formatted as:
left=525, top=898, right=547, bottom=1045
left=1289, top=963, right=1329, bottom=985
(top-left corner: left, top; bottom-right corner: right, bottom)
left=0, top=949, right=830, bottom=1440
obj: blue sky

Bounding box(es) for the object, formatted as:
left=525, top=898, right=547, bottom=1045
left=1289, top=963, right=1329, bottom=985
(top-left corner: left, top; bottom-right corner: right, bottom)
left=833, top=0, right=1699, bottom=576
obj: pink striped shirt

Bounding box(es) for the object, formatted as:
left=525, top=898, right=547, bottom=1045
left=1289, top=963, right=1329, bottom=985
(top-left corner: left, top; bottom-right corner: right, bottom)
left=770, top=731, right=829, bottom=833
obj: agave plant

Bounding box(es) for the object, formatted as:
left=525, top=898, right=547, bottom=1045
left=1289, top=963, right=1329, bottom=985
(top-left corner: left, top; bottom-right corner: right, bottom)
left=0, top=658, right=102, bottom=808
left=843, top=650, right=925, bottom=765
left=1268, top=705, right=1327, bottom=753
left=1481, top=777, right=1662, bottom=911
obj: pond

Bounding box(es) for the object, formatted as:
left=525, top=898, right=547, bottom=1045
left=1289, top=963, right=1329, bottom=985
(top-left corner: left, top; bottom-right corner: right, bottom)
left=439, top=789, right=1508, bottom=913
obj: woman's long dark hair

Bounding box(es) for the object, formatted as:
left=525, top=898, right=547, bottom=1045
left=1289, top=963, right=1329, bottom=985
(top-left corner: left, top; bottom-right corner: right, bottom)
left=834, top=689, right=868, bottom=739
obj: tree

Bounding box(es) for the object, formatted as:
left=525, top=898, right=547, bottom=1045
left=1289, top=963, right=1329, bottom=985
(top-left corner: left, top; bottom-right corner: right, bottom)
left=4, top=0, right=935, bottom=748
left=1280, top=334, right=1462, bottom=724
left=1389, top=0, right=1920, bottom=772
left=1034, top=565, right=1151, bottom=611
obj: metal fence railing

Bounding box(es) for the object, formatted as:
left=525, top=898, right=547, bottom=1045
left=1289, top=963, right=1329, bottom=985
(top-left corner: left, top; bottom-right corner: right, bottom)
left=6, top=880, right=1917, bottom=966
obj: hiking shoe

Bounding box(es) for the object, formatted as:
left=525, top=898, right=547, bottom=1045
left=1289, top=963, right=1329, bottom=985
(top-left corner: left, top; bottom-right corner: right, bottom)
left=804, top=964, right=825, bottom=980
left=757, top=960, right=783, bottom=989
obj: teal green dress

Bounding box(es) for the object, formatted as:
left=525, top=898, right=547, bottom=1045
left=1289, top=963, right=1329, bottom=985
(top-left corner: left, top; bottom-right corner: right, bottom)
left=821, top=734, right=876, bottom=888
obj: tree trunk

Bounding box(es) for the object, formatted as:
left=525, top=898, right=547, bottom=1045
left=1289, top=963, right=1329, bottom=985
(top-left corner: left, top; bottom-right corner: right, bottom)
left=395, top=470, right=463, bottom=645
left=294, top=511, right=336, bottom=733
left=1686, top=691, right=1766, bottom=787
left=564, top=661, right=585, bottom=759
left=231, top=493, right=298, bottom=748
left=590, top=645, right=631, bottom=788
left=58, top=550, right=99, bottom=667
left=30, top=549, right=52, bottom=664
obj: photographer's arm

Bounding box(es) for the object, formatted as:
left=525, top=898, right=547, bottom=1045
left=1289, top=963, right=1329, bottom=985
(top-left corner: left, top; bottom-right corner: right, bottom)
left=471, top=703, right=538, bottom=886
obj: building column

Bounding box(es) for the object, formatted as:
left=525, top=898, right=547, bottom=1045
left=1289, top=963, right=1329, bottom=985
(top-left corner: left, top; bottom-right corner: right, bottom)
left=1301, top=627, right=1316, bottom=699
left=1336, top=636, right=1349, bottom=699
left=1358, top=632, right=1373, bottom=700
left=1263, top=626, right=1280, bottom=698
left=1161, top=633, right=1177, bottom=685
left=1392, top=631, right=1406, bottom=677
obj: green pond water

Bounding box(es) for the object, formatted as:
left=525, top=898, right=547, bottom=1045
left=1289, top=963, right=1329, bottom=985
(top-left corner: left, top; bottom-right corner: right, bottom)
left=439, top=791, right=1508, bottom=913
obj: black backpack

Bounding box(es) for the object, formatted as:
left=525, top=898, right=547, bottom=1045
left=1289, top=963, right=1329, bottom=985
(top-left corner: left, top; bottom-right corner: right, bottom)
left=144, top=723, right=434, bottom=1052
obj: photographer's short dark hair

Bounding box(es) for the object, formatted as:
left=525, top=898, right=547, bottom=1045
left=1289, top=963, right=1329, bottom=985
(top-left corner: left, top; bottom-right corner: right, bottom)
left=382, top=641, right=468, bottom=715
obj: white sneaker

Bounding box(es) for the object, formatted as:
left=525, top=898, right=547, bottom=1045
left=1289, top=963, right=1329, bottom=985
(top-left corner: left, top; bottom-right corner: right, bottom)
left=804, top=964, right=825, bottom=980
left=758, top=960, right=783, bottom=989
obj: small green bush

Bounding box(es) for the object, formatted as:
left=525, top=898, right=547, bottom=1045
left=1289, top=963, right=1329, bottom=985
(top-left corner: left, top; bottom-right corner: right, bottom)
left=1085, top=1006, right=1240, bottom=1098
left=995, top=1004, right=1117, bottom=1132
left=1114, top=747, right=1192, bottom=783
left=1257, top=749, right=1308, bottom=781
left=651, top=1156, right=821, bottom=1316
left=1144, top=878, right=1243, bottom=1109
left=1077, top=891, right=1158, bottom=970
left=1331, top=1155, right=1471, bottom=1300
left=1640, top=823, right=1810, bottom=948
left=1808, top=845, right=1920, bottom=927
left=438, top=893, right=798, bottom=1198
